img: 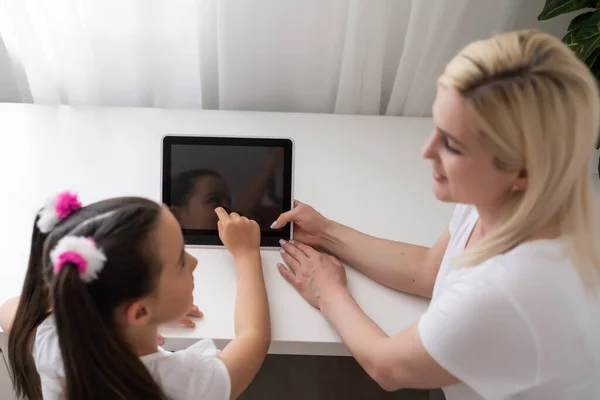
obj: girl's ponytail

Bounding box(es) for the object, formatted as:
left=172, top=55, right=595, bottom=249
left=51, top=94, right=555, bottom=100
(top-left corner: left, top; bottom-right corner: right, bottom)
left=8, top=218, right=50, bottom=400
left=52, top=264, right=166, bottom=400
left=9, top=191, right=82, bottom=399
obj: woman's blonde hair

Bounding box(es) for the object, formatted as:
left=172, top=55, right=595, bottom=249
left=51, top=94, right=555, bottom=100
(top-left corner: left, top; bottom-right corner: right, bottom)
left=439, top=30, right=600, bottom=289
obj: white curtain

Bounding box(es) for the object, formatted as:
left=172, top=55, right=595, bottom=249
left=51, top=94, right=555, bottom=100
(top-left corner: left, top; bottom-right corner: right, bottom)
left=0, top=0, right=549, bottom=116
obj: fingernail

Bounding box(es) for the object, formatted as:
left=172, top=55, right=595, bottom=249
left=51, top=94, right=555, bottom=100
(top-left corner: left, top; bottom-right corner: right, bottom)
left=192, top=305, right=199, bottom=311
left=188, top=321, right=196, bottom=328
left=289, top=239, right=295, bottom=244
left=271, top=221, right=278, bottom=229
left=280, top=248, right=286, bottom=254
left=279, top=239, right=286, bottom=245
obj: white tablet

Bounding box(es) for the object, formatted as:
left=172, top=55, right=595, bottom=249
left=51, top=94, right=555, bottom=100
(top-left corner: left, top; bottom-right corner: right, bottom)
left=161, top=135, right=294, bottom=247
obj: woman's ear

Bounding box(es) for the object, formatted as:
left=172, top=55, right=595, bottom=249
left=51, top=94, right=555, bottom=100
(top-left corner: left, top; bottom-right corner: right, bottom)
left=516, top=168, right=528, bottom=190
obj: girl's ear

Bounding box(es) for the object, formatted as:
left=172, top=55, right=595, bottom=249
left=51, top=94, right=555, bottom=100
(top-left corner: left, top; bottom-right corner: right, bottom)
left=124, top=299, right=153, bottom=326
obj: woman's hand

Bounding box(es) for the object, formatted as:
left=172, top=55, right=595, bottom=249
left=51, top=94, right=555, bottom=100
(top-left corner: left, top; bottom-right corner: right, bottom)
left=277, top=240, right=348, bottom=309
left=215, top=207, right=260, bottom=259
left=271, top=201, right=332, bottom=249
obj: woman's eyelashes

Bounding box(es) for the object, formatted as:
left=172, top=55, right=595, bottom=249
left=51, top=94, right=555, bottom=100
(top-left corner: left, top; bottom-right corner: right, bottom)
left=442, top=135, right=462, bottom=155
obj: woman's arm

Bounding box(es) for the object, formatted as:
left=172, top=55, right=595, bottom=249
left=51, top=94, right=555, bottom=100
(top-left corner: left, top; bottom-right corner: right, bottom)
left=318, top=288, right=457, bottom=391
left=215, top=208, right=271, bottom=400
left=278, top=241, right=457, bottom=391
left=0, top=296, right=20, bottom=332
left=273, top=202, right=450, bottom=298
left=322, top=223, right=450, bottom=298
left=279, top=241, right=540, bottom=396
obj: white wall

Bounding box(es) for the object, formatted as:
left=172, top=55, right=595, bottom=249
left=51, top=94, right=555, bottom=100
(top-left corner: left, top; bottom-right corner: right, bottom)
left=512, top=0, right=574, bottom=37
left=0, top=38, right=20, bottom=103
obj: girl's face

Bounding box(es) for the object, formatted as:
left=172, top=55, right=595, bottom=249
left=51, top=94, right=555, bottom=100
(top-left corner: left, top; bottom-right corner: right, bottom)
left=175, top=175, right=232, bottom=229
left=148, top=208, right=198, bottom=324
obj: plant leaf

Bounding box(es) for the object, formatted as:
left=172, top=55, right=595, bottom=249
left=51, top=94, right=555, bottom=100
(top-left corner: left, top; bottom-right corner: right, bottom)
left=567, top=10, right=596, bottom=31
left=563, top=31, right=577, bottom=45
left=578, top=33, right=600, bottom=62
left=560, top=10, right=600, bottom=62
left=538, top=0, right=597, bottom=20
left=564, top=31, right=585, bottom=56
left=585, top=47, right=600, bottom=68
left=568, top=9, right=600, bottom=39
left=590, top=52, right=600, bottom=80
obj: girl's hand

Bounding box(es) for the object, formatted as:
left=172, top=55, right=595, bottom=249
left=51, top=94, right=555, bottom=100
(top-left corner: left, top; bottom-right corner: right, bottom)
left=215, top=207, right=260, bottom=259
left=277, top=240, right=348, bottom=309
left=178, top=304, right=204, bottom=328
left=158, top=305, right=204, bottom=346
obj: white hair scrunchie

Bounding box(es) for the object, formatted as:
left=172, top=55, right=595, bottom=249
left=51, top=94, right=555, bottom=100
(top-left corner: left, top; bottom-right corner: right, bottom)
left=50, top=236, right=107, bottom=283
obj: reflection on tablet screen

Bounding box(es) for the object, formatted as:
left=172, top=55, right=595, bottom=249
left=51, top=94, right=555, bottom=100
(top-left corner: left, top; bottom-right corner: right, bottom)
left=168, top=145, right=285, bottom=230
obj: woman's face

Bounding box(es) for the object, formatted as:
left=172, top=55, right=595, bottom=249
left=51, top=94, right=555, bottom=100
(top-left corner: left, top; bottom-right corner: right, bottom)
left=422, top=86, right=519, bottom=209
left=175, top=175, right=232, bottom=229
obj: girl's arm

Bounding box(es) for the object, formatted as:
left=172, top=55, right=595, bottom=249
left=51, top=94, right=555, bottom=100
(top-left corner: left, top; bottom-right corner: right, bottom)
left=214, top=208, right=271, bottom=399
left=0, top=296, right=20, bottom=332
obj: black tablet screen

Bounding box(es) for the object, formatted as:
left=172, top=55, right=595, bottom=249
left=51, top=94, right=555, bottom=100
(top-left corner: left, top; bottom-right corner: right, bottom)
left=162, top=136, right=293, bottom=247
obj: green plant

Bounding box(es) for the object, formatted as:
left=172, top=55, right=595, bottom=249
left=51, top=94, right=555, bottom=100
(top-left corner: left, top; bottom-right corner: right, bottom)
left=538, top=0, right=600, bottom=176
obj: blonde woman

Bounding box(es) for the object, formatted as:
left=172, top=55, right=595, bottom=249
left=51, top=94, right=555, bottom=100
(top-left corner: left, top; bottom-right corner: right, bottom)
left=271, top=30, right=600, bottom=399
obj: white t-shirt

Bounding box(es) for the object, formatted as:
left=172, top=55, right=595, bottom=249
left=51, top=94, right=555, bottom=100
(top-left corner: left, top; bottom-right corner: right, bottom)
left=33, top=316, right=231, bottom=400
left=418, top=204, right=600, bottom=400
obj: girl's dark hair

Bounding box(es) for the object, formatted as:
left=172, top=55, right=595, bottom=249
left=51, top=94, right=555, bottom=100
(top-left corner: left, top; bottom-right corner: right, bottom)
left=8, top=219, right=50, bottom=400
left=9, top=197, right=169, bottom=400
left=170, top=169, right=221, bottom=207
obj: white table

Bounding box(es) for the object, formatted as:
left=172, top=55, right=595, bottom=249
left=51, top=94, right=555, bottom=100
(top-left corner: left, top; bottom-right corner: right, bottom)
left=3, top=104, right=595, bottom=356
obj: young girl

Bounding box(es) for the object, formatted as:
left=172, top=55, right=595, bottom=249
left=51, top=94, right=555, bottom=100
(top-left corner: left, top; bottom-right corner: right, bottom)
left=1, top=192, right=270, bottom=399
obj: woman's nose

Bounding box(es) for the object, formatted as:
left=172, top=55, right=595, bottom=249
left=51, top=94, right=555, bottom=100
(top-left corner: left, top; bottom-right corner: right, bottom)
left=422, top=131, right=438, bottom=159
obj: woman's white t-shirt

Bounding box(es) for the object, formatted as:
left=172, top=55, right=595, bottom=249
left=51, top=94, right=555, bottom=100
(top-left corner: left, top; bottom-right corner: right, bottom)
left=33, top=316, right=231, bottom=400
left=418, top=205, right=600, bottom=400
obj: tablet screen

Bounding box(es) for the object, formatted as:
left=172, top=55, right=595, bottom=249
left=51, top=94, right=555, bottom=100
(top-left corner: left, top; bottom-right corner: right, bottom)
left=162, top=136, right=293, bottom=247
